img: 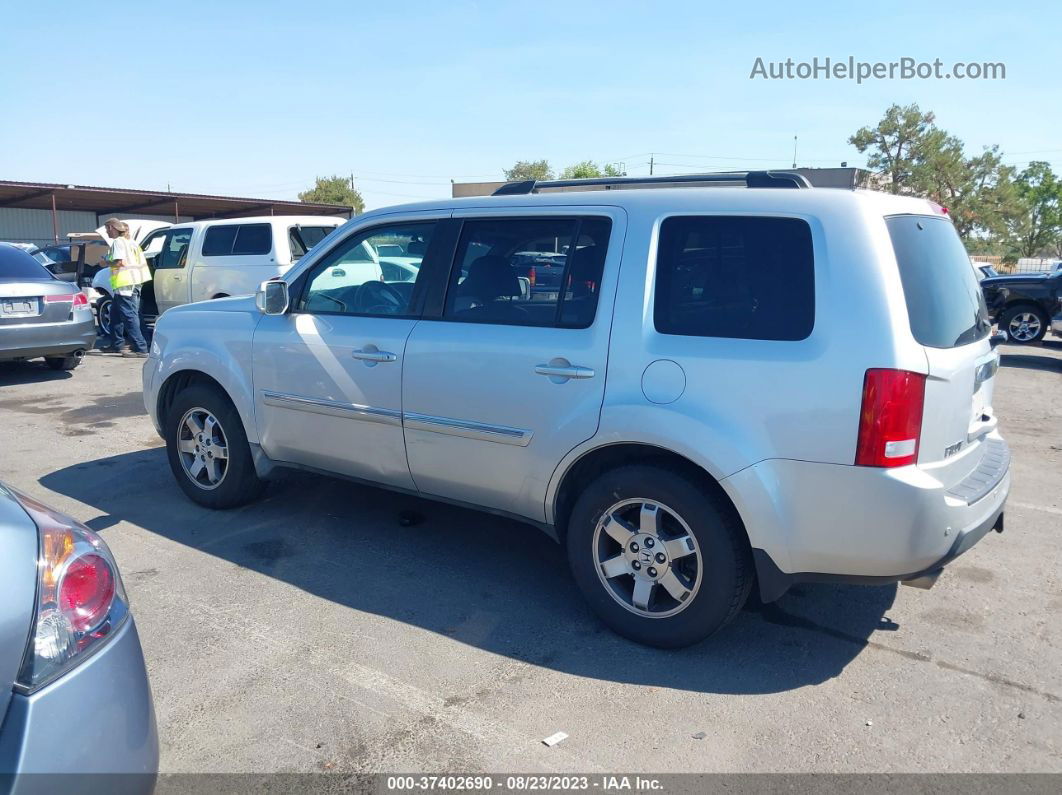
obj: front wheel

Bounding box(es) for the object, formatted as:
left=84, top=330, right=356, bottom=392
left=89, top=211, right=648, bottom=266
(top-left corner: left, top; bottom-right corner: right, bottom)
left=165, top=383, right=265, bottom=509
left=1001, top=305, right=1048, bottom=344
left=566, top=465, right=753, bottom=648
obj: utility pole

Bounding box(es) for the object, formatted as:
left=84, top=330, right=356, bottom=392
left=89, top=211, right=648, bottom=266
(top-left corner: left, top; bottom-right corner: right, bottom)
left=649, top=154, right=654, bottom=176
left=792, top=136, right=798, bottom=169
left=350, top=172, right=355, bottom=191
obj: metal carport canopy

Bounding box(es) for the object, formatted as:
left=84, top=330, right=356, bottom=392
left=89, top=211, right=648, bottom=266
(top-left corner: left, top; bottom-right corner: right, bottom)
left=0, top=179, right=352, bottom=221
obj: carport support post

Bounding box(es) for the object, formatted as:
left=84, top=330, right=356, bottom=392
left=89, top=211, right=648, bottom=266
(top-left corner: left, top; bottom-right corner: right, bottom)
left=50, top=193, right=58, bottom=243
left=174, top=201, right=179, bottom=223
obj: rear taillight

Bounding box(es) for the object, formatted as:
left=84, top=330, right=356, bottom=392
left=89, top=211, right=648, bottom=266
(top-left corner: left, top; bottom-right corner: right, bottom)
left=72, top=292, right=89, bottom=308
left=11, top=489, right=128, bottom=693
left=855, top=369, right=926, bottom=468
left=527, top=267, right=536, bottom=287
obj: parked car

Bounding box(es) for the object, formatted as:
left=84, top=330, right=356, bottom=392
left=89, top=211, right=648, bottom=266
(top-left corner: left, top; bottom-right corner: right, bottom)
left=144, top=173, right=1010, bottom=648
left=0, top=482, right=157, bottom=785
left=980, top=270, right=1062, bottom=344
left=91, top=216, right=343, bottom=323
left=0, top=243, right=95, bottom=370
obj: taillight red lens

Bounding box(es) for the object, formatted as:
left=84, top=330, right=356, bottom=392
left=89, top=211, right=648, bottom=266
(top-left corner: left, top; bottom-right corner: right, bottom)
left=527, top=267, right=536, bottom=287
left=855, top=368, right=926, bottom=468
left=59, top=554, right=116, bottom=633
left=72, top=292, right=89, bottom=308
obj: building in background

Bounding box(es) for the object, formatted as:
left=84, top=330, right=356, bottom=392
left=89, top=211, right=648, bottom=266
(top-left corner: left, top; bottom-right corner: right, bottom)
left=0, top=180, right=352, bottom=247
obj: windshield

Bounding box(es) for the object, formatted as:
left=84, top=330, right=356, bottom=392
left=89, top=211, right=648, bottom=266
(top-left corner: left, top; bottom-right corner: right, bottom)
left=886, top=215, right=991, bottom=348
left=0, top=246, right=55, bottom=279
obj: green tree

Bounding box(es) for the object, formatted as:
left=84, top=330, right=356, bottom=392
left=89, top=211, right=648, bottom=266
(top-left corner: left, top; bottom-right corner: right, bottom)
left=299, top=176, right=364, bottom=215
left=1005, top=161, right=1062, bottom=258
left=503, top=160, right=553, bottom=181
left=849, top=103, right=936, bottom=194
left=559, top=160, right=625, bottom=179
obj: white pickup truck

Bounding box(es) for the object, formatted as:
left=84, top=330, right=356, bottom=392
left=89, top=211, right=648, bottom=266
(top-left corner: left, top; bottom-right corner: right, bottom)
left=91, top=215, right=345, bottom=329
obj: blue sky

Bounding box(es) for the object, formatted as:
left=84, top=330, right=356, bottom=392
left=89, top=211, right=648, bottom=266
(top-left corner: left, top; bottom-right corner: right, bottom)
left=2, top=0, right=1059, bottom=210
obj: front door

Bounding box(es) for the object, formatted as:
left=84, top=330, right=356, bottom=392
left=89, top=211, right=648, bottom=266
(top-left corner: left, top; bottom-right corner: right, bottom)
left=402, top=209, right=624, bottom=520
left=251, top=217, right=443, bottom=488
left=151, top=227, right=194, bottom=315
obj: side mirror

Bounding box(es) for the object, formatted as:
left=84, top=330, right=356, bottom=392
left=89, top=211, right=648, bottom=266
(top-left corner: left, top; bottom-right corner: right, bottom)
left=990, top=331, right=1007, bottom=349
left=256, top=280, right=289, bottom=315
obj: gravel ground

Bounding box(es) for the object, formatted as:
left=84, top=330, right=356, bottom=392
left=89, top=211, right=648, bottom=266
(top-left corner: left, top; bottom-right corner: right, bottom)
left=0, top=340, right=1059, bottom=774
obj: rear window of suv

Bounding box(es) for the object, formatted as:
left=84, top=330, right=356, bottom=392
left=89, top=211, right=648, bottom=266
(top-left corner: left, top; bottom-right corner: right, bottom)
left=654, top=215, right=815, bottom=341
left=886, top=215, right=991, bottom=348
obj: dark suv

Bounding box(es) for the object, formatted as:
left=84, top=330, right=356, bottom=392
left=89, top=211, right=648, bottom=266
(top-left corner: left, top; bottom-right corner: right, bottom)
left=980, top=270, right=1062, bottom=344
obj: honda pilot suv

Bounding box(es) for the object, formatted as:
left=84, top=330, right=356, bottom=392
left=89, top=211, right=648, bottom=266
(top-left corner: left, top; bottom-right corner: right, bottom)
left=143, top=172, right=1010, bottom=648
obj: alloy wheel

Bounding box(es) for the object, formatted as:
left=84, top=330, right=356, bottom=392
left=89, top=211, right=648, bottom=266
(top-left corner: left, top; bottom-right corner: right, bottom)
left=176, top=407, right=229, bottom=490
left=592, top=498, right=703, bottom=618
left=1008, top=312, right=1041, bottom=342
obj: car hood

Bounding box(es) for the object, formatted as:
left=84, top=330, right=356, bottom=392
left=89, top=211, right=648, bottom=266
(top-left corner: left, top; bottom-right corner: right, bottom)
left=0, top=485, right=40, bottom=718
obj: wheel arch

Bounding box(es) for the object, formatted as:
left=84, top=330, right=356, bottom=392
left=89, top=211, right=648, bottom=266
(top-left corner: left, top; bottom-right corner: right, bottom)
left=154, top=366, right=257, bottom=445
left=549, top=442, right=749, bottom=548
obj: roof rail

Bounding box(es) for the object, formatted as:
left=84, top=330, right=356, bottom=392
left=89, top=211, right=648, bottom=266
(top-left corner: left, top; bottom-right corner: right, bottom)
left=491, top=170, right=812, bottom=196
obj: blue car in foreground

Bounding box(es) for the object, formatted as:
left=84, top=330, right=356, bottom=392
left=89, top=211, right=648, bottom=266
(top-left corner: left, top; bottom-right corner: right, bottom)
left=0, top=482, right=157, bottom=793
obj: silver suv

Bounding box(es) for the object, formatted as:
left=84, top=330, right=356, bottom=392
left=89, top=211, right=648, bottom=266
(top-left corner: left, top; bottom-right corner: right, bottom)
left=143, top=172, right=1010, bottom=648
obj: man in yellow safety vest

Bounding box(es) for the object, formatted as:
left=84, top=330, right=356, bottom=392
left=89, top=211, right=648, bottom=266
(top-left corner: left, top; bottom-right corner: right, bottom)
left=98, top=218, right=152, bottom=356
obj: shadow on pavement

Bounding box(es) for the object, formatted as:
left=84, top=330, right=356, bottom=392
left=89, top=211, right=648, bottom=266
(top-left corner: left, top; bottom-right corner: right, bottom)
left=999, top=349, right=1062, bottom=373
left=42, top=448, right=898, bottom=695
left=0, top=361, right=74, bottom=385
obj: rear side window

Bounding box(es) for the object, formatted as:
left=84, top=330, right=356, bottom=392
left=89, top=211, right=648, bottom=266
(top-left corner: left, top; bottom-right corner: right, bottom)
left=654, top=216, right=814, bottom=340
left=202, top=224, right=273, bottom=257
left=442, top=216, right=611, bottom=329
left=886, top=215, right=990, bottom=348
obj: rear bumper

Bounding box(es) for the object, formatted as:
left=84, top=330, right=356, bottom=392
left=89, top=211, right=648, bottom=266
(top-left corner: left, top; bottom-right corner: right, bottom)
left=0, top=317, right=95, bottom=361
left=0, top=617, right=158, bottom=790
left=723, top=433, right=1011, bottom=601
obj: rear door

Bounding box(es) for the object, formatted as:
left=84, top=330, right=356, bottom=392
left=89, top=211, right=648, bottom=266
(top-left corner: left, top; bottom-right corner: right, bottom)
left=152, top=227, right=195, bottom=314
left=886, top=215, right=998, bottom=492
left=401, top=208, right=624, bottom=520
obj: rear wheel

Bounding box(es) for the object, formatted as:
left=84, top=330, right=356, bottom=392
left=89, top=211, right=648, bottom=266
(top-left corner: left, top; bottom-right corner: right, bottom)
left=45, top=354, right=81, bottom=371
left=96, top=295, right=112, bottom=337
left=165, top=383, right=264, bottom=509
left=1001, top=305, right=1048, bottom=344
left=566, top=465, right=753, bottom=648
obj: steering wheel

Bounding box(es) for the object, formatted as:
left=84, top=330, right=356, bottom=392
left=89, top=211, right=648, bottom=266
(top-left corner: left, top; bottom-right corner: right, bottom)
left=358, top=281, right=406, bottom=313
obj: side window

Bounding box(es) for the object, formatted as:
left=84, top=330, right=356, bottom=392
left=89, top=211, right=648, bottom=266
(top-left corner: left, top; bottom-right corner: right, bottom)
left=289, top=225, right=336, bottom=259
left=233, top=224, right=272, bottom=256
left=202, top=226, right=238, bottom=256
left=442, top=217, right=611, bottom=328
left=654, top=216, right=814, bottom=341
left=299, top=222, right=435, bottom=317
left=140, top=231, right=167, bottom=258
left=155, top=229, right=194, bottom=270
left=201, top=224, right=273, bottom=257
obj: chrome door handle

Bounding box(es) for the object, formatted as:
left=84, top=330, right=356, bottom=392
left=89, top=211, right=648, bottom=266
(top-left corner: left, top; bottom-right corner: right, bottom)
left=352, top=348, right=397, bottom=363
left=535, top=364, right=595, bottom=380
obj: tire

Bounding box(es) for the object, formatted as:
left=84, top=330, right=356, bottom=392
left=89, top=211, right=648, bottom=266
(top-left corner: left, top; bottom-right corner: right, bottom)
left=96, top=295, right=112, bottom=337
left=1001, top=304, right=1048, bottom=345
left=45, top=354, right=81, bottom=371
left=566, top=465, right=753, bottom=648
left=164, top=383, right=265, bottom=509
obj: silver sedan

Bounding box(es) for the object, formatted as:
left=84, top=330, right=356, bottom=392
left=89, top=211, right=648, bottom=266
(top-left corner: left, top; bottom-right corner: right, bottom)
left=0, top=482, right=157, bottom=788
left=0, top=243, right=96, bottom=371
